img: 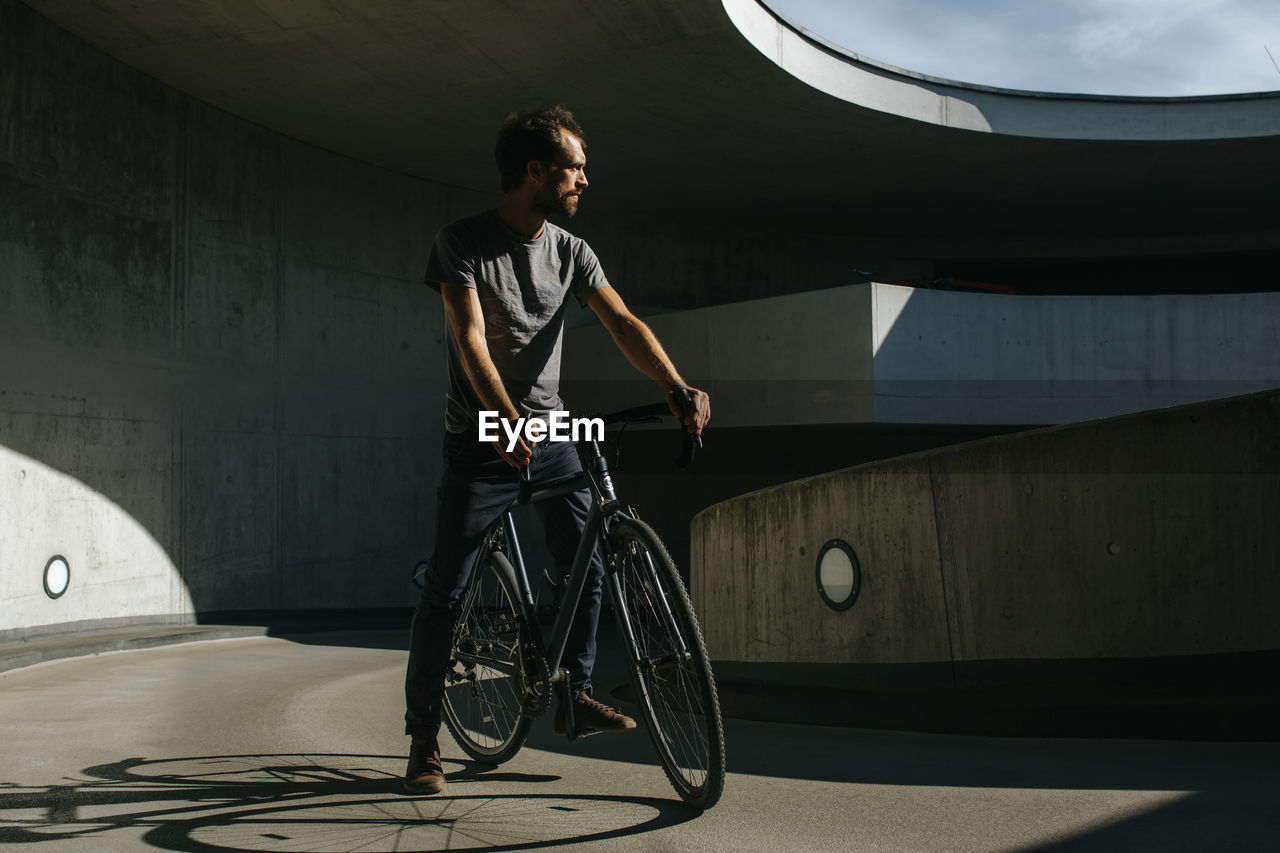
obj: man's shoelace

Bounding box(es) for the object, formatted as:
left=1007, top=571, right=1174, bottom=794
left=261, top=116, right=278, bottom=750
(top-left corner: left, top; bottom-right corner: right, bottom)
left=577, top=695, right=623, bottom=718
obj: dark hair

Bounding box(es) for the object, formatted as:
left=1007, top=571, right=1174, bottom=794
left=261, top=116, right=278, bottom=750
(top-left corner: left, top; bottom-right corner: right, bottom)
left=494, top=105, right=585, bottom=192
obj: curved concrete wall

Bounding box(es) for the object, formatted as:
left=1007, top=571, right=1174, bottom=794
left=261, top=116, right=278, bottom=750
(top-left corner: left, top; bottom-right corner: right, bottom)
left=0, top=0, right=475, bottom=636
left=7, top=0, right=1278, bottom=643
left=734, top=0, right=1280, bottom=140
left=1, top=445, right=183, bottom=634
left=0, top=0, right=890, bottom=637
left=692, top=390, right=1280, bottom=667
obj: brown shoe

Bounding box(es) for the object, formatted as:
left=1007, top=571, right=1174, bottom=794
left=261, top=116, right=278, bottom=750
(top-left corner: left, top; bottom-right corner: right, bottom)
left=554, top=692, right=637, bottom=736
left=404, top=736, right=446, bottom=794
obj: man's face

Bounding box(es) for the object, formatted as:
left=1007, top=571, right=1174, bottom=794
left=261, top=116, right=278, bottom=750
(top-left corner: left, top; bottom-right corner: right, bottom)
left=532, top=130, right=588, bottom=217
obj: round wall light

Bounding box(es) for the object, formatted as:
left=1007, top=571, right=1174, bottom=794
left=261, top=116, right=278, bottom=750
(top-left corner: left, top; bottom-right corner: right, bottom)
left=43, top=556, right=70, bottom=599
left=815, top=539, right=860, bottom=611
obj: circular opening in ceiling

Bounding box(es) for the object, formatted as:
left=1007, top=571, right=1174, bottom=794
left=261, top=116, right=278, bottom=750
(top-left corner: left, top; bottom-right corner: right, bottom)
left=816, top=539, right=861, bottom=611
left=763, top=0, right=1280, bottom=97
left=44, top=556, right=71, bottom=599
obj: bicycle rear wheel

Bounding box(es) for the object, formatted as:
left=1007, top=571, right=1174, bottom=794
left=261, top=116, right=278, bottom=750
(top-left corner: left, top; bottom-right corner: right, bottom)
left=607, top=517, right=725, bottom=810
left=442, top=551, right=531, bottom=764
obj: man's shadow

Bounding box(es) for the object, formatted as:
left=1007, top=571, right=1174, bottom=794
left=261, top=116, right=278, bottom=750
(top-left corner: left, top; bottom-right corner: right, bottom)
left=0, top=752, right=696, bottom=852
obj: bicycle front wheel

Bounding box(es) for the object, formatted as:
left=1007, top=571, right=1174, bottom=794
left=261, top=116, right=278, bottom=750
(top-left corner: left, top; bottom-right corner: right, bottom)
left=607, top=517, right=725, bottom=810
left=442, top=551, right=531, bottom=764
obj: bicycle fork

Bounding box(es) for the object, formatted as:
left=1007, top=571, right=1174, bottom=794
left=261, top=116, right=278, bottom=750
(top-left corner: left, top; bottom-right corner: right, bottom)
left=605, top=533, right=692, bottom=693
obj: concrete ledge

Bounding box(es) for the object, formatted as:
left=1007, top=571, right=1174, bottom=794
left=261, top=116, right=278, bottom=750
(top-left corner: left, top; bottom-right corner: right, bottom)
left=0, top=608, right=414, bottom=674
left=0, top=614, right=201, bottom=647
left=0, top=624, right=269, bottom=674
left=693, top=388, right=1280, bottom=670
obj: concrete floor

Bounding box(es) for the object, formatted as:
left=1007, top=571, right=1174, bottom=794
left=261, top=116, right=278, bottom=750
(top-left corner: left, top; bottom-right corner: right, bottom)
left=1, top=631, right=1277, bottom=852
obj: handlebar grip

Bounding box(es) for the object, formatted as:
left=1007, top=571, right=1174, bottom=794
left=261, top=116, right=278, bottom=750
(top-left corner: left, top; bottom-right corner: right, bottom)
left=670, top=385, right=700, bottom=468
left=676, top=432, right=701, bottom=468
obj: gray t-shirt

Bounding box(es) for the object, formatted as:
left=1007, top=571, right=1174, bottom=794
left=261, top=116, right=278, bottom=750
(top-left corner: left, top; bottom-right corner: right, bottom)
left=425, top=210, right=610, bottom=433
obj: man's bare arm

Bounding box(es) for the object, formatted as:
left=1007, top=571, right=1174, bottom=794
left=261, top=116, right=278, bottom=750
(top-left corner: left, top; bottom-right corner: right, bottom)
left=587, top=286, right=710, bottom=434
left=440, top=282, right=531, bottom=467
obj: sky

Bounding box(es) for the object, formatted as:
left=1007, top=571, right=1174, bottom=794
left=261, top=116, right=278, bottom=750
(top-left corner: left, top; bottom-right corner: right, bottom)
left=764, top=0, right=1280, bottom=96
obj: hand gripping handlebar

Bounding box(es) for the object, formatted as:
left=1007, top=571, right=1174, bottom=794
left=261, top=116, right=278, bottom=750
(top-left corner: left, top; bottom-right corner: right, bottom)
left=595, top=388, right=702, bottom=469
left=668, top=385, right=702, bottom=468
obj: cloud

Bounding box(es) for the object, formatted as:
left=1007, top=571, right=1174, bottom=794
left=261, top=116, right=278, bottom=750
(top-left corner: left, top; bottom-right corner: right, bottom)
left=1067, top=0, right=1218, bottom=65
left=765, top=0, right=1280, bottom=95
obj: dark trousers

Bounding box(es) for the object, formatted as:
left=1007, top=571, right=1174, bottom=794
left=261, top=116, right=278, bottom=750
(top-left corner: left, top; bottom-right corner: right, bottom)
left=404, top=430, right=604, bottom=738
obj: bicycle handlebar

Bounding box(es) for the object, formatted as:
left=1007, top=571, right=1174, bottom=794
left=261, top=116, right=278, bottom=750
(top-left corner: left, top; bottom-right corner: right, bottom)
left=597, top=387, right=701, bottom=468
left=515, top=394, right=700, bottom=504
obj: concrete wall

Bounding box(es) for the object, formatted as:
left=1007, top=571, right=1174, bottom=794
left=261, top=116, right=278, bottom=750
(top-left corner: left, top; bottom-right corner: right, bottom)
left=6, top=0, right=1277, bottom=641
left=871, top=285, right=1280, bottom=423
left=0, top=0, right=493, bottom=636
left=563, top=283, right=1280, bottom=427
left=563, top=285, right=876, bottom=425
left=560, top=283, right=1279, bottom=590
left=0, top=0, right=882, bottom=636
left=692, top=389, right=1280, bottom=667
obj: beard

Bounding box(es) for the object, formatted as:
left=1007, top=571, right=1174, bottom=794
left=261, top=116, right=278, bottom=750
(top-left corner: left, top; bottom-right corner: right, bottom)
left=532, top=184, right=580, bottom=218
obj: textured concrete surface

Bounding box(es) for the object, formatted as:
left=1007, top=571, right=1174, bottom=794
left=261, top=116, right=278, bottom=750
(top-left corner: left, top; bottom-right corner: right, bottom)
left=1, top=0, right=464, bottom=635
left=0, top=623, right=267, bottom=674
left=693, top=389, right=1280, bottom=667
left=17, top=0, right=1280, bottom=257
left=5, top=0, right=1280, bottom=661
left=3, top=632, right=1279, bottom=852
left=564, top=283, right=1280, bottom=427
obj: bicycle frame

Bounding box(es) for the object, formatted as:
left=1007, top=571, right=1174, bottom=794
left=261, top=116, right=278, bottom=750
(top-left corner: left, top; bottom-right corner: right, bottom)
left=471, top=435, right=688, bottom=708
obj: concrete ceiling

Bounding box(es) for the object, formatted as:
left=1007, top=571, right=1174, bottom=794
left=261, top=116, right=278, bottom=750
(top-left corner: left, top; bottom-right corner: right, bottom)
left=23, top=0, right=1280, bottom=245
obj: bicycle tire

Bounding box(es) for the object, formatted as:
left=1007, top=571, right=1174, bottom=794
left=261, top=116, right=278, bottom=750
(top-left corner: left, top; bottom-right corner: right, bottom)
left=607, top=517, right=726, bottom=810
left=442, top=550, right=532, bottom=764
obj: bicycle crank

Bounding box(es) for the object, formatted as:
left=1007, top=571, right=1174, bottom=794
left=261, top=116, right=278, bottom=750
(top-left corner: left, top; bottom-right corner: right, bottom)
left=519, top=642, right=552, bottom=716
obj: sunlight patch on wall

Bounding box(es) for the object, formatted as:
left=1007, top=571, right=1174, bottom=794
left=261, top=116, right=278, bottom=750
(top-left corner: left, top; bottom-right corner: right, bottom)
left=0, top=444, right=188, bottom=633
left=871, top=283, right=914, bottom=357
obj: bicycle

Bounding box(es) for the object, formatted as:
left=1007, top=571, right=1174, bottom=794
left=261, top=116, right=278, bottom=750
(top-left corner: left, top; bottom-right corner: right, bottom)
left=437, top=390, right=726, bottom=810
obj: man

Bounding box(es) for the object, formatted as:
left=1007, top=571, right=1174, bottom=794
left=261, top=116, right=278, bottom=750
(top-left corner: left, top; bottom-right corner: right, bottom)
left=404, top=105, right=710, bottom=795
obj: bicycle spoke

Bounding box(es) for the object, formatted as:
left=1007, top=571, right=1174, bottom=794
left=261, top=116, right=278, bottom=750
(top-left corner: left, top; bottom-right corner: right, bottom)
left=442, top=552, right=531, bottom=762
left=609, top=518, right=725, bottom=809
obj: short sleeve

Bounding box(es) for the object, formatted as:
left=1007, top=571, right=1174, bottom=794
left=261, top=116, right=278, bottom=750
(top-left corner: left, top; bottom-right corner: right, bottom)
left=569, top=239, right=610, bottom=308
left=424, top=224, right=478, bottom=292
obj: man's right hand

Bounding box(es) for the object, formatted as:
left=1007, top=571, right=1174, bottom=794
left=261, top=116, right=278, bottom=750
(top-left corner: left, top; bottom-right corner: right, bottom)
left=493, top=434, right=532, bottom=470
left=442, top=283, right=532, bottom=471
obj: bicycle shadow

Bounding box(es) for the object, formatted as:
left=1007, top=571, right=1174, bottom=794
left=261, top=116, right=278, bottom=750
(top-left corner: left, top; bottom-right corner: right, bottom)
left=0, top=752, right=695, bottom=852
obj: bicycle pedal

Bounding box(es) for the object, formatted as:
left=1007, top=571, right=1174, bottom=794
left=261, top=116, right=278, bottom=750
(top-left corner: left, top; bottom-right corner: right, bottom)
left=562, top=725, right=602, bottom=743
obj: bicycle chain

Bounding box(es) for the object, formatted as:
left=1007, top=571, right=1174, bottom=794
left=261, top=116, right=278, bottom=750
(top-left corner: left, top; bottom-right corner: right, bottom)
left=520, top=642, right=552, bottom=716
